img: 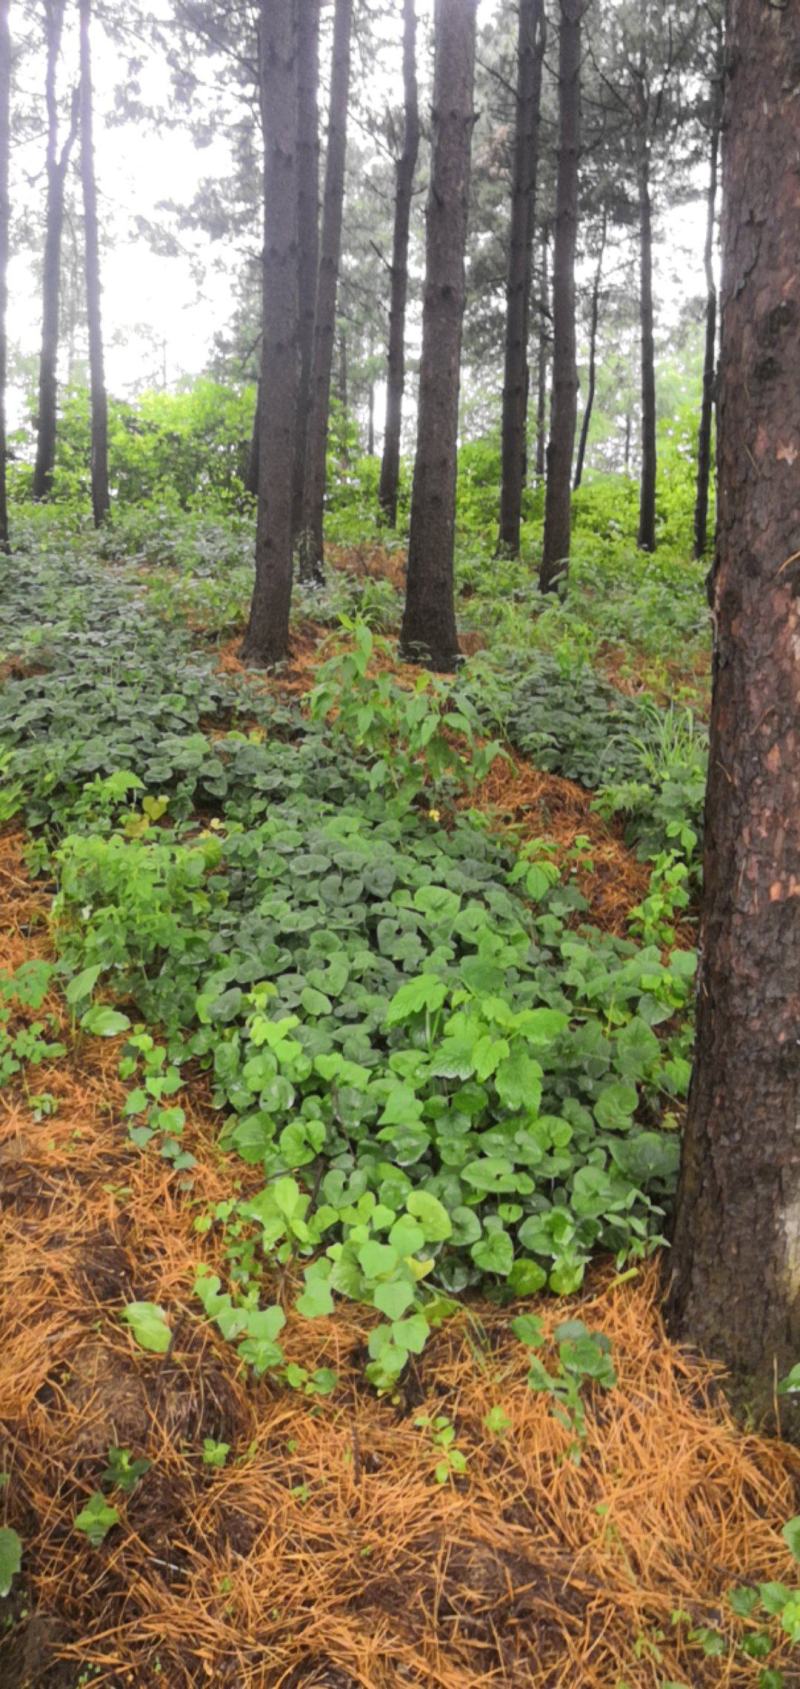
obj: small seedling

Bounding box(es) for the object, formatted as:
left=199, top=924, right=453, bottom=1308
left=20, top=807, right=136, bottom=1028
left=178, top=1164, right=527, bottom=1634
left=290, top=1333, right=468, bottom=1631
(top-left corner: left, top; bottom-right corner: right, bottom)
left=101, top=1446, right=151, bottom=1494
left=74, top=1492, right=120, bottom=1547
left=202, top=1438, right=231, bottom=1469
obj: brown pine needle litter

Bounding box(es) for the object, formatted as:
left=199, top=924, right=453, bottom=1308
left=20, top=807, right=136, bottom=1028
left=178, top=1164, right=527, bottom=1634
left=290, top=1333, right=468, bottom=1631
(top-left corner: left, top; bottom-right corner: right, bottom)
left=1, top=815, right=798, bottom=1689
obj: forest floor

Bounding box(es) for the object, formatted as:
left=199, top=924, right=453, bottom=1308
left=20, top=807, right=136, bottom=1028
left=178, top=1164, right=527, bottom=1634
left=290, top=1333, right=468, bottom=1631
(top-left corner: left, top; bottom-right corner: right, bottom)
left=2, top=534, right=799, bottom=1688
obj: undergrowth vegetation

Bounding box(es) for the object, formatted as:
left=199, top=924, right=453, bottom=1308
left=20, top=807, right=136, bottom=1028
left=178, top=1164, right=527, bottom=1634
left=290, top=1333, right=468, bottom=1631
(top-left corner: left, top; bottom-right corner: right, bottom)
left=21, top=446, right=800, bottom=1689
left=0, top=485, right=705, bottom=1404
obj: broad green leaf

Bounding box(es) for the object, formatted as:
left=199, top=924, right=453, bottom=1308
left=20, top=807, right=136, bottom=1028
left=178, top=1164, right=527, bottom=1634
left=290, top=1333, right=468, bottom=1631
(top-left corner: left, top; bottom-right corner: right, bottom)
left=121, top=1301, right=172, bottom=1354
left=386, top=975, right=447, bottom=1026
left=593, top=1081, right=638, bottom=1132
left=391, top=1314, right=430, bottom=1354
left=782, top=1516, right=800, bottom=1563
left=0, top=1527, right=22, bottom=1596
left=81, top=1005, right=131, bottom=1038
left=471, top=1230, right=514, bottom=1277
left=405, top=1191, right=452, bottom=1242
left=495, top=1048, right=542, bottom=1112
left=373, top=1280, right=416, bottom=1320
left=357, top=1241, right=399, bottom=1280
left=65, top=964, right=105, bottom=1005
left=74, top=1493, right=119, bottom=1547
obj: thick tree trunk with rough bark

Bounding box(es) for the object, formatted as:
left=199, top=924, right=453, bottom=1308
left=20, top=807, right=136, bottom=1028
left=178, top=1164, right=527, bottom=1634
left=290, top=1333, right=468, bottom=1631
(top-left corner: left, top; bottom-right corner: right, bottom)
left=399, top=0, right=477, bottom=671
left=636, top=148, right=657, bottom=552
left=0, top=0, right=10, bottom=553
left=535, top=226, right=549, bottom=481
left=33, top=0, right=78, bottom=503
left=298, top=0, right=352, bottom=582
left=667, top=0, right=800, bottom=1416
left=240, top=0, right=298, bottom=667
left=573, top=211, right=605, bottom=492
left=693, top=57, right=722, bottom=561
left=497, top=0, right=545, bottom=556
left=540, top=0, right=581, bottom=593
left=291, top=0, right=320, bottom=539
left=79, top=0, right=109, bottom=527
left=378, top=0, right=419, bottom=529
left=244, top=375, right=261, bottom=498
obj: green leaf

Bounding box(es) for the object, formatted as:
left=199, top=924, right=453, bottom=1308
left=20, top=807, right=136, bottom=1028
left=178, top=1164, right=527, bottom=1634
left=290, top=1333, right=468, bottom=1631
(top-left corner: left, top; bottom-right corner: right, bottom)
left=782, top=1594, right=800, bottom=1643
left=65, top=964, right=105, bottom=1005
left=518, top=1008, right=569, bottom=1044
left=593, top=1081, right=638, bottom=1131
left=391, top=1314, right=430, bottom=1354
left=471, top=1230, right=514, bottom=1277
left=462, top=1156, right=519, bottom=1193
left=295, top=1269, right=335, bottom=1320
left=386, top=975, right=447, bottom=1026
left=357, top=1241, right=399, bottom=1280
left=782, top=1516, right=800, bottom=1563
left=74, top=1492, right=119, bottom=1547
left=388, top=1215, right=426, bottom=1255
left=511, top=1314, right=545, bottom=1348
left=300, top=985, right=332, bottom=1017
left=121, top=1301, right=172, bottom=1354
left=778, top=1364, right=800, bottom=1395
left=373, top=1280, right=416, bottom=1320
left=81, top=1005, right=131, bottom=1038
left=405, top=1191, right=452, bottom=1242
left=758, top=1582, right=794, bottom=1615
left=495, top=1048, right=542, bottom=1113
left=0, top=1527, right=22, bottom=1596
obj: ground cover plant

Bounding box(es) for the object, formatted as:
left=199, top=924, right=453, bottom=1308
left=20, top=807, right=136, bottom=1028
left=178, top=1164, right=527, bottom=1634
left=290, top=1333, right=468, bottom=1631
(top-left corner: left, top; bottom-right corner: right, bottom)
left=3, top=489, right=800, bottom=1688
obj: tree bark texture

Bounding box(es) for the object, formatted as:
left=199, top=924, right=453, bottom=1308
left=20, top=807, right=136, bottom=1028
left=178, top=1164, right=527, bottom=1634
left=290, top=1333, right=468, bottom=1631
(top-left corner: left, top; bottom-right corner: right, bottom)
left=540, top=0, right=582, bottom=593
left=573, top=210, right=606, bottom=491
left=79, top=0, right=109, bottom=527
left=244, top=375, right=261, bottom=497
left=667, top=0, right=800, bottom=1411
left=636, top=147, right=657, bottom=552
left=497, top=0, right=545, bottom=556
left=291, top=0, right=320, bottom=538
left=0, top=0, right=10, bottom=553
left=33, top=0, right=78, bottom=502
left=298, top=0, right=352, bottom=582
left=400, top=0, right=477, bottom=671
left=693, top=57, right=722, bottom=561
left=241, top=0, right=299, bottom=668
left=535, top=225, right=549, bottom=480
left=378, top=0, right=419, bottom=529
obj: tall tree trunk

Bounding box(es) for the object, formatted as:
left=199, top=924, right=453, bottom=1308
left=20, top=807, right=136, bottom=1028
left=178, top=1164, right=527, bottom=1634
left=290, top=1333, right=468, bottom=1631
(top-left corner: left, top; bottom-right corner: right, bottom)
left=298, top=0, right=352, bottom=583
left=79, top=0, right=109, bottom=527
left=367, top=378, right=375, bottom=456
left=240, top=0, right=299, bottom=667
left=32, top=1, right=77, bottom=502
left=291, top=0, right=320, bottom=538
left=244, top=375, right=261, bottom=497
left=378, top=0, right=419, bottom=529
left=573, top=209, right=606, bottom=492
left=667, top=0, right=800, bottom=1417
left=624, top=404, right=632, bottom=474
left=338, top=323, right=348, bottom=416
left=497, top=0, right=545, bottom=556
left=0, top=0, right=10, bottom=554
left=400, top=0, right=477, bottom=671
left=693, top=54, right=722, bottom=561
left=539, top=0, right=582, bottom=593
left=534, top=225, right=549, bottom=480
left=636, top=147, right=657, bottom=552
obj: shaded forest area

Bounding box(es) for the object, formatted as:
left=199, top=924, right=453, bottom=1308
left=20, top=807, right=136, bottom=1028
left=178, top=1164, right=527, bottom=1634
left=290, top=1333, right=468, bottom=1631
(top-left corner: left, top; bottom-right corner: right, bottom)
left=1, top=1, right=800, bottom=1685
